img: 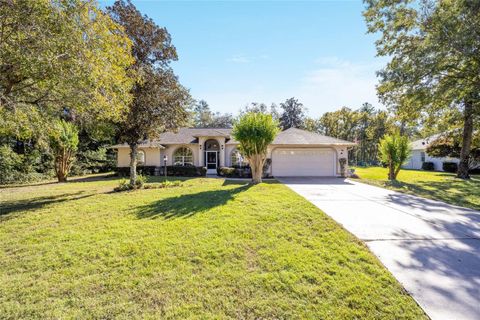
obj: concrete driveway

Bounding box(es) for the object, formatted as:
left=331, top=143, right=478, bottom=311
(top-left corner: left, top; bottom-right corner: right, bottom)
left=279, top=177, right=480, bottom=320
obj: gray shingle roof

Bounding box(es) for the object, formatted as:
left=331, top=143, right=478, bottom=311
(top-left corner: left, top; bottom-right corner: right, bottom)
left=110, top=140, right=165, bottom=149
left=272, top=128, right=355, bottom=145
left=159, top=128, right=232, bottom=144
left=111, top=127, right=355, bottom=148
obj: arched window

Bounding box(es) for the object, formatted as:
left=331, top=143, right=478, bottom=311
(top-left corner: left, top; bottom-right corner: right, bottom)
left=204, top=139, right=220, bottom=151
left=173, top=147, right=194, bottom=166
left=137, top=150, right=145, bottom=165
left=231, top=149, right=248, bottom=167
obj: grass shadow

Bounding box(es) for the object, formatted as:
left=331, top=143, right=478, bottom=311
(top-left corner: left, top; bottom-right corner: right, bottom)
left=0, top=191, right=96, bottom=221
left=383, top=179, right=480, bottom=210
left=135, top=184, right=252, bottom=220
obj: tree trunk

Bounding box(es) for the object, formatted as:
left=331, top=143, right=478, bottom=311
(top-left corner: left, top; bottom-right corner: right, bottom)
left=250, top=154, right=264, bottom=184
left=56, top=158, right=67, bottom=182
left=457, top=100, right=473, bottom=180
left=55, top=148, right=69, bottom=182
left=388, top=161, right=395, bottom=180
left=393, top=164, right=402, bottom=180
left=129, top=143, right=138, bottom=187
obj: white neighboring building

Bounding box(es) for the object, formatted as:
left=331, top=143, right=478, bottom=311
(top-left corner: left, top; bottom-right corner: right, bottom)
left=403, top=135, right=459, bottom=171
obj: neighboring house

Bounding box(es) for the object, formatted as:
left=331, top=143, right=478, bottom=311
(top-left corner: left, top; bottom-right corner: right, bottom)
left=403, top=135, right=459, bottom=171
left=112, top=127, right=355, bottom=177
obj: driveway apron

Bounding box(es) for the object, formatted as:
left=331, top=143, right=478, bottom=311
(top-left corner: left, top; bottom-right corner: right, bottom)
left=279, top=177, right=480, bottom=320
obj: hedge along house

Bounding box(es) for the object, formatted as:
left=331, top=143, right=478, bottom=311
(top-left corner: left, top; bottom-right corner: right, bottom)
left=112, top=127, right=355, bottom=177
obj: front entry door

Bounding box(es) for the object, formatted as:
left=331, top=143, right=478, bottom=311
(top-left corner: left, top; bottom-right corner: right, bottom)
left=206, top=151, right=218, bottom=171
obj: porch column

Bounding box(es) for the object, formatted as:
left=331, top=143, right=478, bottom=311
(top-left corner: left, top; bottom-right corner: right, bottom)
left=219, top=138, right=226, bottom=167
left=198, top=137, right=205, bottom=167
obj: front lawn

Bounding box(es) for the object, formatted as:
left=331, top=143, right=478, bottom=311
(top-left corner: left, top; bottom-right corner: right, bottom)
left=0, top=175, right=426, bottom=319
left=353, top=167, right=480, bottom=210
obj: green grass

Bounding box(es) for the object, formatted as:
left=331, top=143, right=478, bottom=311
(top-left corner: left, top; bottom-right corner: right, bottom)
left=353, top=166, right=480, bottom=210
left=0, top=174, right=426, bottom=319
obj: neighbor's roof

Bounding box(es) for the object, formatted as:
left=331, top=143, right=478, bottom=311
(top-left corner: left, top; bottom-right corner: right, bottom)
left=411, top=134, right=441, bottom=150
left=272, top=128, right=356, bottom=146
left=111, top=127, right=355, bottom=148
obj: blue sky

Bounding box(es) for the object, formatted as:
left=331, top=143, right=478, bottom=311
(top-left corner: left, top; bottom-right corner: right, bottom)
left=100, top=0, right=385, bottom=117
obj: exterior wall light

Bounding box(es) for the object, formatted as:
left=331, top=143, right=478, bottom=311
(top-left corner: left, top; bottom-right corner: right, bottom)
left=163, top=155, right=168, bottom=177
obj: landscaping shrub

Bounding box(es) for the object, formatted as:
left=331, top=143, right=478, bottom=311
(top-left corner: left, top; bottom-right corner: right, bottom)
left=114, top=179, right=133, bottom=192
left=114, top=174, right=147, bottom=191
left=422, top=162, right=435, bottom=171
left=135, top=174, right=147, bottom=188
left=217, top=167, right=236, bottom=177
left=166, top=165, right=206, bottom=177
left=144, top=180, right=183, bottom=189
left=443, top=162, right=458, bottom=173
left=116, top=165, right=206, bottom=177
left=0, top=145, right=53, bottom=184
left=339, top=158, right=347, bottom=177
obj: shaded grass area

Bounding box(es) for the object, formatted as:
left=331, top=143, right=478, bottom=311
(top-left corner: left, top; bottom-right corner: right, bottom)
left=0, top=175, right=426, bottom=319
left=353, top=167, right=480, bottom=210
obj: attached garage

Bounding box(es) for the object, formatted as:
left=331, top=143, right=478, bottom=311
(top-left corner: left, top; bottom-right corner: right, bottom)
left=272, top=148, right=336, bottom=177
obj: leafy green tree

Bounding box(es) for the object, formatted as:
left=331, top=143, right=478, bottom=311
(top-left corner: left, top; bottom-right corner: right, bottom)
left=49, top=120, right=79, bottom=182
left=0, top=0, right=134, bottom=140
left=232, top=113, right=279, bottom=184
left=313, top=105, right=413, bottom=167
left=192, top=100, right=233, bottom=128
left=108, top=0, right=190, bottom=187
left=240, top=102, right=280, bottom=121
left=364, top=0, right=480, bottom=179
left=427, top=135, right=480, bottom=170
left=279, top=97, right=307, bottom=129
left=303, top=117, right=321, bottom=133
left=0, top=145, right=23, bottom=184
left=378, top=133, right=411, bottom=180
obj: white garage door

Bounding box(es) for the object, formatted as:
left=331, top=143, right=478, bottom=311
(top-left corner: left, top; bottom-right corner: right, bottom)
left=272, top=148, right=336, bottom=177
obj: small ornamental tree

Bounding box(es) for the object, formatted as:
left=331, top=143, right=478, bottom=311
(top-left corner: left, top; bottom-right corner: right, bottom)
left=232, top=112, right=279, bottom=184
left=378, top=133, right=411, bottom=180
left=49, top=120, right=79, bottom=182
left=427, top=135, right=480, bottom=172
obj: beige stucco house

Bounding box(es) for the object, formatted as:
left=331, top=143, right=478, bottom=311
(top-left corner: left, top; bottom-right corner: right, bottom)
left=112, top=127, right=355, bottom=177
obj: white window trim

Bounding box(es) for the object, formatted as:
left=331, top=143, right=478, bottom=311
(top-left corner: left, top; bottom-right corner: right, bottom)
left=173, top=147, right=194, bottom=166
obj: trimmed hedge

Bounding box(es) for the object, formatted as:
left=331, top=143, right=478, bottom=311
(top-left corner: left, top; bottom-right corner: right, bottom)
left=116, top=166, right=157, bottom=176
left=421, top=162, right=435, bottom=171
left=116, top=166, right=207, bottom=177
left=166, top=165, right=206, bottom=177
left=217, top=166, right=252, bottom=178
left=443, top=162, right=458, bottom=173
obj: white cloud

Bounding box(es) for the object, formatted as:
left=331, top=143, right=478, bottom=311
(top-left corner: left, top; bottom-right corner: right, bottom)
left=226, top=54, right=269, bottom=64
left=227, top=54, right=250, bottom=64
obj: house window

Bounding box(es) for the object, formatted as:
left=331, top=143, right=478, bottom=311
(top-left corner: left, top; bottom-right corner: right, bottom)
left=421, top=152, right=426, bottom=162
left=173, top=147, right=193, bottom=166
left=231, top=149, right=248, bottom=167
left=137, top=150, right=145, bottom=165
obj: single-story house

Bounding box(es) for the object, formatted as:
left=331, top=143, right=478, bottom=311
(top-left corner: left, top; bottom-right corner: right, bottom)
left=403, top=135, right=459, bottom=171
left=112, top=127, right=355, bottom=177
